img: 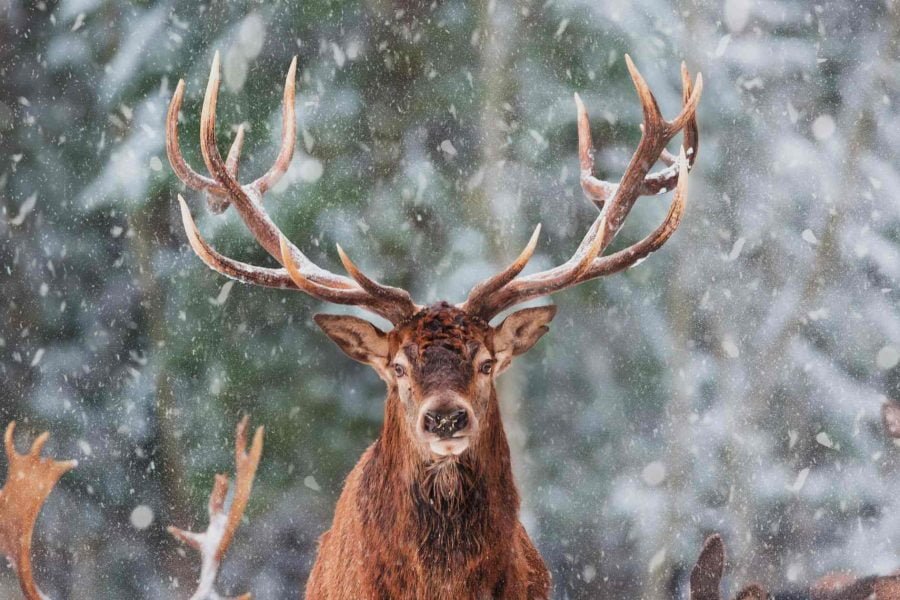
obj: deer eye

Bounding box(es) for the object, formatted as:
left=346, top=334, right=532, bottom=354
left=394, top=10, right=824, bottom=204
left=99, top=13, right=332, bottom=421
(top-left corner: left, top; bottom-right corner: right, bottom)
left=393, top=363, right=406, bottom=378
left=479, top=360, right=493, bottom=375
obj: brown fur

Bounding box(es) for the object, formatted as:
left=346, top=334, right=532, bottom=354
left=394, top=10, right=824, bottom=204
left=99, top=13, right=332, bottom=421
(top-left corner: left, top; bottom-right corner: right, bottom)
left=305, top=304, right=551, bottom=599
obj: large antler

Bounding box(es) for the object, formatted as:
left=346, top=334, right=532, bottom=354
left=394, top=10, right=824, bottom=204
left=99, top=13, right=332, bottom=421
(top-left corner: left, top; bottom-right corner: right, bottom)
left=461, top=56, right=702, bottom=321
left=0, top=422, right=77, bottom=600
left=168, top=53, right=419, bottom=324
left=167, top=416, right=264, bottom=600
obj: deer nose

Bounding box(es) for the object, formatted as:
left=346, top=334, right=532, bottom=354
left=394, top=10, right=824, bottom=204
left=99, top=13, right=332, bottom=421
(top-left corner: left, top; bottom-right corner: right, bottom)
left=423, top=408, right=469, bottom=439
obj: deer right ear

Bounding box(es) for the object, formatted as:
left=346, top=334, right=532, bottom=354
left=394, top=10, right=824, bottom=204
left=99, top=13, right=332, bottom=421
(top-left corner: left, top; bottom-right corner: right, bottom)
left=314, top=314, right=390, bottom=371
left=492, top=305, right=557, bottom=375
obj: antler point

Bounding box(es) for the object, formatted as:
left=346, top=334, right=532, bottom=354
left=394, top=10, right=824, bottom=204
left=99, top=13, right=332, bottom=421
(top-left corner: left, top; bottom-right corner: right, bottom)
left=4, top=421, right=15, bottom=457
left=31, top=431, right=50, bottom=456
left=528, top=224, right=542, bottom=250
left=335, top=243, right=359, bottom=276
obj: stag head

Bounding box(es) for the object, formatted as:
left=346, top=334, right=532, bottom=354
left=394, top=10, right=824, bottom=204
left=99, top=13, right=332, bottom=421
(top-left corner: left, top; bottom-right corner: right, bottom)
left=167, top=51, right=701, bottom=462
left=315, top=303, right=556, bottom=458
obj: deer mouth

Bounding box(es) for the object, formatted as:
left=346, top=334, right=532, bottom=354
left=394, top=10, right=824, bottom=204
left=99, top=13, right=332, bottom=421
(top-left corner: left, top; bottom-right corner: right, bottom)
left=428, top=435, right=470, bottom=457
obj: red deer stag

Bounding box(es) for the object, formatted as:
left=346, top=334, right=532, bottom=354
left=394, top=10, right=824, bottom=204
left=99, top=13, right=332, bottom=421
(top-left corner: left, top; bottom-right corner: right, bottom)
left=165, top=51, right=701, bottom=598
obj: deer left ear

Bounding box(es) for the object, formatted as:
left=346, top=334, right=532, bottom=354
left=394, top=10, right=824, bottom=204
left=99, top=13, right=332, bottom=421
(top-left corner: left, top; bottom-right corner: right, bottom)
left=314, top=314, right=390, bottom=374
left=492, top=305, right=557, bottom=374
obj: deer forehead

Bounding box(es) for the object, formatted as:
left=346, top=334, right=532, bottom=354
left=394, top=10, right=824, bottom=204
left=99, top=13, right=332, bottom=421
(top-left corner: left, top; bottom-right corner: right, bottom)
left=392, top=303, right=493, bottom=358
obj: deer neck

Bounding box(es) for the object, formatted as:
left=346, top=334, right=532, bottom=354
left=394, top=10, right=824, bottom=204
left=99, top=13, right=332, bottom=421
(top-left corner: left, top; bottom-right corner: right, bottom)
left=359, top=387, right=520, bottom=564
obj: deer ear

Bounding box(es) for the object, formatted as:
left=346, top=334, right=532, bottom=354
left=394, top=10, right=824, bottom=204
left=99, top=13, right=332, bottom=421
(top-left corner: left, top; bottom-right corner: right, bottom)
left=492, top=305, right=557, bottom=374
left=314, top=314, right=390, bottom=370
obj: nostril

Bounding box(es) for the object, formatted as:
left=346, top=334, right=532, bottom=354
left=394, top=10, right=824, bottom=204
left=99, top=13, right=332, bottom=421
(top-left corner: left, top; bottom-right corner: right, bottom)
left=423, top=412, right=438, bottom=433
left=451, top=409, right=468, bottom=432
left=423, top=409, right=470, bottom=438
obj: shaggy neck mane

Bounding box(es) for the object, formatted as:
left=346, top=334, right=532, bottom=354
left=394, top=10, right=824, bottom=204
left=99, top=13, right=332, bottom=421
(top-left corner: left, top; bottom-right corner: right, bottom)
left=358, top=387, right=519, bottom=569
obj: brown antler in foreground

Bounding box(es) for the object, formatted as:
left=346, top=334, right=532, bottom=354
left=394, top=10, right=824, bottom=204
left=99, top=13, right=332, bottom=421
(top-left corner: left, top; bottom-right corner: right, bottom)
left=0, top=422, right=77, bottom=600
left=690, top=534, right=726, bottom=600
left=167, top=416, right=264, bottom=600
left=689, top=534, right=768, bottom=600
left=693, top=534, right=900, bottom=600
left=0, top=417, right=263, bottom=600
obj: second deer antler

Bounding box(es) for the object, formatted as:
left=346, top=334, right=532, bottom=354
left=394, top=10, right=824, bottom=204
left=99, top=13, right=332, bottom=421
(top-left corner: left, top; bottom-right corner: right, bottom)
left=167, top=416, right=264, bottom=600
left=0, top=422, right=77, bottom=600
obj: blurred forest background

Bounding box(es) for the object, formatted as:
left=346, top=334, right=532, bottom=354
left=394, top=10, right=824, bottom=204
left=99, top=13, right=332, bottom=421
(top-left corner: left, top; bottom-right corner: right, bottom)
left=3, top=0, right=900, bottom=598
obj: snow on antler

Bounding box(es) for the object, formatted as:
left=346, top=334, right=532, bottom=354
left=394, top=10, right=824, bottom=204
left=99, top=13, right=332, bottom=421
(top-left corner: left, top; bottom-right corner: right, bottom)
left=0, top=422, right=77, bottom=600
left=167, top=416, right=264, bottom=600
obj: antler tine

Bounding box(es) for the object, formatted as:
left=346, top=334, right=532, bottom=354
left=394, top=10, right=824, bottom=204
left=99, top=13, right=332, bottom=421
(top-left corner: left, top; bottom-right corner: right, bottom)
left=178, top=195, right=299, bottom=289
left=282, top=237, right=417, bottom=323
left=167, top=78, right=228, bottom=198
left=167, top=416, right=263, bottom=600
left=206, top=126, right=247, bottom=214
left=0, top=422, right=78, bottom=600
left=469, top=149, right=689, bottom=319
left=198, top=51, right=282, bottom=259
left=460, top=224, right=541, bottom=315
left=576, top=93, right=618, bottom=210
left=225, top=124, right=246, bottom=179
left=218, top=415, right=263, bottom=563
left=336, top=244, right=418, bottom=313
left=624, top=54, right=666, bottom=129
left=640, top=62, right=700, bottom=196
left=573, top=58, right=697, bottom=265
left=464, top=58, right=699, bottom=321
left=668, top=67, right=703, bottom=136
left=680, top=61, right=700, bottom=164
left=248, top=56, right=297, bottom=196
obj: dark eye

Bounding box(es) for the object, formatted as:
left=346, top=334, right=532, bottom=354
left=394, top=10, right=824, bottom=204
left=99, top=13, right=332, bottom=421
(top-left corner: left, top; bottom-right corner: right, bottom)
left=479, top=360, right=493, bottom=375
left=393, top=363, right=406, bottom=378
